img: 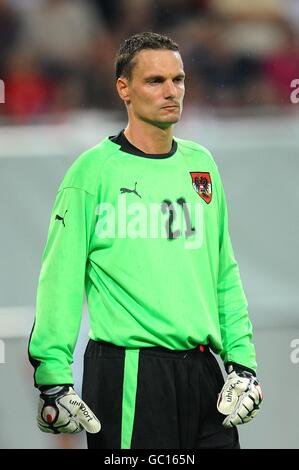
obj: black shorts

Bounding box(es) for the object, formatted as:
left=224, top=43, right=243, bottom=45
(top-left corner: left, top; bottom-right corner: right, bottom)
left=82, top=339, right=240, bottom=449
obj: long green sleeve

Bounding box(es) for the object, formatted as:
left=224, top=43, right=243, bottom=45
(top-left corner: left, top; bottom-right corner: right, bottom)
left=29, top=187, right=95, bottom=385
left=217, top=174, right=256, bottom=371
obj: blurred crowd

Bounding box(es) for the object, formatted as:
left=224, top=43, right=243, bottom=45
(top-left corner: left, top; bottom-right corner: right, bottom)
left=1, top=0, right=299, bottom=123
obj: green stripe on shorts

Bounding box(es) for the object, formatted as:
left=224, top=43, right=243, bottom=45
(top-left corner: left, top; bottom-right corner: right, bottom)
left=121, top=348, right=140, bottom=449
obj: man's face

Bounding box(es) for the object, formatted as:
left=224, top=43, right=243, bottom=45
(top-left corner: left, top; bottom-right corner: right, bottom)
left=120, top=49, right=185, bottom=128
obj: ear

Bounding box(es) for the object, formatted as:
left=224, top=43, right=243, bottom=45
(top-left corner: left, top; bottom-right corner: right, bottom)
left=116, top=77, right=130, bottom=104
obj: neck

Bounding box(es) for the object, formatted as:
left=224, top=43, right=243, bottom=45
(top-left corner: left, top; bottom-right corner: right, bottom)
left=124, top=121, right=173, bottom=154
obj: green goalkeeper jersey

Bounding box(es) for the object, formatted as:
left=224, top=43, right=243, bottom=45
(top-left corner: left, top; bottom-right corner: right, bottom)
left=29, top=131, right=256, bottom=386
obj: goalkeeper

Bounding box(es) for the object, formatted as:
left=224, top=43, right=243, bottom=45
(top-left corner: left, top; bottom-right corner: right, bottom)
left=28, top=32, right=262, bottom=449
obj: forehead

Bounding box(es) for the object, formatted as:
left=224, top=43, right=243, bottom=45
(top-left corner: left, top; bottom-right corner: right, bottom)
left=132, top=49, right=184, bottom=78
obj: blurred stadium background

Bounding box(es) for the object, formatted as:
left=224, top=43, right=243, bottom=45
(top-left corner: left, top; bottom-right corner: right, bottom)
left=0, top=0, right=299, bottom=449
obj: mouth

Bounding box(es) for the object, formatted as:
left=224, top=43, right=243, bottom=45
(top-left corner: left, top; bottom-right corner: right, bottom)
left=161, top=105, right=180, bottom=110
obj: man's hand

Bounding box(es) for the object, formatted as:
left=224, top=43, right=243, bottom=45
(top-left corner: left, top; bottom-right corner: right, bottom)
left=37, top=385, right=101, bottom=434
left=217, top=365, right=263, bottom=428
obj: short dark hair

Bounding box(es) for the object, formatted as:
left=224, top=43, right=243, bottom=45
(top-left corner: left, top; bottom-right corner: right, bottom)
left=115, top=32, right=179, bottom=80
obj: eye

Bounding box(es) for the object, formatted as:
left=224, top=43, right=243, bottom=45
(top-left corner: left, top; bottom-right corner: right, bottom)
left=174, top=77, right=184, bottom=83
left=148, top=78, right=163, bottom=84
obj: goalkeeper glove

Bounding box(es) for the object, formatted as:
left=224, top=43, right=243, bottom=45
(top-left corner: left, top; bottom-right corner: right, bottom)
left=217, top=364, right=263, bottom=428
left=37, top=385, right=101, bottom=434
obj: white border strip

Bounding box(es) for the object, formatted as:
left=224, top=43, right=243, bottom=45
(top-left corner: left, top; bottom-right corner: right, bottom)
left=0, top=111, right=299, bottom=158
left=0, top=306, right=34, bottom=338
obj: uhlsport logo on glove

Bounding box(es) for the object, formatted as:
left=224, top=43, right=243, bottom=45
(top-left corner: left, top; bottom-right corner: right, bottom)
left=217, top=368, right=263, bottom=428
left=38, top=386, right=101, bottom=434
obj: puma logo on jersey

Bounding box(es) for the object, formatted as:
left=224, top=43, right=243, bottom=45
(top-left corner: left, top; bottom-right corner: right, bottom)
left=120, top=182, right=141, bottom=198
left=55, top=210, right=68, bottom=227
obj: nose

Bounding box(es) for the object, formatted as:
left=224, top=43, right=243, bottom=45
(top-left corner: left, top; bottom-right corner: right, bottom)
left=163, top=79, right=177, bottom=99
